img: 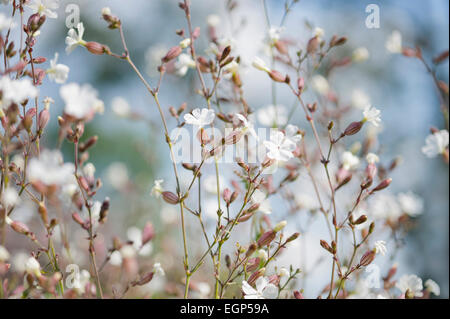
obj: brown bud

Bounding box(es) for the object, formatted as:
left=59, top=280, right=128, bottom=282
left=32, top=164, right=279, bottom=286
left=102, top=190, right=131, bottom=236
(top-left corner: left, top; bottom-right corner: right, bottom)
left=293, top=290, right=304, bottom=299
left=268, top=70, right=286, bottom=83
left=359, top=250, right=376, bottom=267
left=99, top=197, right=110, bottom=224
left=162, top=46, right=182, bottom=63
left=344, top=121, right=363, bottom=136
left=245, top=243, right=257, bottom=258
left=285, top=232, right=300, bottom=243
left=433, top=50, right=449, bottom=64
left=307, top=36, right=319, bottom=54
left=257, top=230, right=276, bottom=247
left=38, top=202, right=49, bottom=227
left=320, top=240, right=333, bottom=254
left=371, top=178, right=392, bottom=193
left=162, top=191, right=179, bottom=205
left=86, top=42, right=108, bottom=55
left=11, top=221, right=30, bottom=235
left=353, top=214, right=367, bottom=225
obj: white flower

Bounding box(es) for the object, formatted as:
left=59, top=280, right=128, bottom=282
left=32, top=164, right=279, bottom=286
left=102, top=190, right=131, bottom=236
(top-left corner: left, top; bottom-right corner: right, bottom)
left=174, top=53, right=196, bottom=77
left=119, top=245, right=136, bottom=259
left=264, top=130, right=296, bottom=162
left=371, top=193, right=402, bottom=222
left=278, top=268, right=289, bottom=277
left=257, top=249, right=268, bottom=262
left=75, top=269, right=91, bottom=294
left=111, top=97, right=131, bottom=117
left=374, top=240, right=387, bottom=256
left=351, top=89, right=371, bottom=110
left=235, top=114, right=257, bottom=139
left=257, top=105, right=288, bottom=127
left=386, top=30, right=402, bottom=54
left=251, top=189, right=272, bottom=215
left=267, top=26, right=284, bottom=45
left=285, top=124, right=303, bottom=144
left=83, top=163, right=95, bottom=178
left=27, top=0, right=59, bottom=19
left=341, top=151, right=360, bottom=170
left=60, top=83, right=103, bottom=119
left=65, top=22, right=86, bottom=54
left=223, top=60, right=239, bottom=75
left=153, top=262, right=165, bottom=277
left=0, top=245, right=10, bottom=261
left=313, top=27, right=324, bottom=39
left=207, top=14, right=221, bottom=27
left=27, top=149, right=74, bottom=186
left=242, top=277, right=278, bottom=299
left=366, top=153, right=380, bottom=164
left=101, top=7, right=111, bottom=16
left=396, top=274, right=423, bottom=298
left=421, top=130, right=449, bottom=158
left=184, top=108, right=215, bottom=128
left=145, top=44, right=168, bottom=76
left=252, top=57, right=270, bottom=73
left=425, top=279, right=440, bottom=296
left=294, top=193, right=318, bottom=210
left=179, top=38, right=191, bottom=49
left=109, top=251, right=122, bottom=266
left=127, top=227, right=153, bottom=256
left=363, top=106, right=381, bottom=127
left=397, top=192, right=423, bottom=217
left=25, top=257, right=41, bottom=276
left=0, top=12, right=15, bottom=31
left=352, top=47, right=370, bottom=62
left=151, top=179, right=164, bottom=197
left=106, top=162, right=129, bottom=190
left=0, top=77, right=38, bottom=110
left=46, top=53, right=69, bottom=84
left=1, top=187, right=20, bottom=207
left=310, top=75, right=330, bottom=95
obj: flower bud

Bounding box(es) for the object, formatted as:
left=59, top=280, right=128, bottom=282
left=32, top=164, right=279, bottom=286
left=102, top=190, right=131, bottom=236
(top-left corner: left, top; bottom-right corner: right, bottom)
left=370, top=178, right=392, bottom=193
left=285, top=232, right=300, bottom=243
left=247, top=268, right=265, bottom=286
left=353, top=214, right=367, bottom=225
left=307, top=36, right=319, bottom=54
left=245, top=243, right=257, bottom=258
left=38, top=109, right=50, bottom=133
left=11, top=221, right=31, bottom=235
left=320, top=240, right=333, bottom=254
left=142, top=222, right=155, bottom=245
left=293, top=290, right=304, bottom=299
left=273, top=220, right=287, bottom=232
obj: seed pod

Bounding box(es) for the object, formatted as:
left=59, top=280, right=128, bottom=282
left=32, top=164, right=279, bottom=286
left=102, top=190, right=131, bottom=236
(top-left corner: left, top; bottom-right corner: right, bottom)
left=257, top=230, right=276, bottom=247
left=353, top=214, right=367, bottom=225
left=162, top=46, right=182, bottom=63
left=320, top=240, right=333, bottom=254
left=245, top=243, right=257, bottom=258
left=344, top=121, right=363, bottom=136
left=86, top=42, right=108, bottom=55
left=268, top=70, right=286, bottom=83
left=162, top=191, right=179, bottom=205
left=359, top=250, right=376, bottom=267
left=307, top=36, right=319, bottom=54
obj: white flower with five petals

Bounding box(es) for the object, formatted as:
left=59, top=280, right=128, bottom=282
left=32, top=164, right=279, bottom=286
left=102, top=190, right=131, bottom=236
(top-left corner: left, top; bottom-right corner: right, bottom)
left=184, top=108, right=215, bottom=128
left=46, top=53, right=69, bottom=84
left=242, top=277, right=278, bottom=299
left=27, top=0, right=59, bottom=19
left=263, top=130, right=296, bottom=162
left=363, top=106, right=381, bottom=127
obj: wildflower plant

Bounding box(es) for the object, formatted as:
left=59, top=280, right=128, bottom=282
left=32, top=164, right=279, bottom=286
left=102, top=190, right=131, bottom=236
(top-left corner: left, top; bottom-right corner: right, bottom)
left=0, top=0, right=447, bottom=301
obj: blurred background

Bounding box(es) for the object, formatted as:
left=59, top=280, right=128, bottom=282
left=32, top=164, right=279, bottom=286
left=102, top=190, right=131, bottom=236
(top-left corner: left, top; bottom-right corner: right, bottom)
left=2, top=0, right=448, bottom=298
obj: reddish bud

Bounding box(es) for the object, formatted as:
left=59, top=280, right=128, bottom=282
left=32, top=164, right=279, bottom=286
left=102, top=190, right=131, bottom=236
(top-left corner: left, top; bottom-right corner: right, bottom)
left=162, top=46, right=182, bottom=63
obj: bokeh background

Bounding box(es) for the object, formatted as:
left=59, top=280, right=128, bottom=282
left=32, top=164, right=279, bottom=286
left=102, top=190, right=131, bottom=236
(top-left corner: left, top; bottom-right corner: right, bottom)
left=2, top=0, right=448, bottom=298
